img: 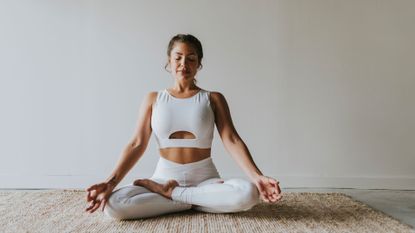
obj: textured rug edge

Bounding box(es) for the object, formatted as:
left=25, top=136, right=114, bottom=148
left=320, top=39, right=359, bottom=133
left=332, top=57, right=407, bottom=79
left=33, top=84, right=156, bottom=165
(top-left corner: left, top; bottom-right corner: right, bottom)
left=330, top=192, right=415, bottom=231
left=45, top=189, right=415, bottom=230
left=2, top=189, right=413, bottom=231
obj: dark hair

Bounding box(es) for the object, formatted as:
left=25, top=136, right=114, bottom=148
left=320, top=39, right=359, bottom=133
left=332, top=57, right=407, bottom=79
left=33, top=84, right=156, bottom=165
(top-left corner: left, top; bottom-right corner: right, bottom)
left=164, top=34, right=204, bottom=84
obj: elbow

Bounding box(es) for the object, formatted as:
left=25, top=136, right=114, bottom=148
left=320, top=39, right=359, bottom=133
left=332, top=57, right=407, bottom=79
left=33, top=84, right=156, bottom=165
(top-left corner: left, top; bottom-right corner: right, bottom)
left=128, top=139, right=146, bottom=152
left=129, top=130, right=151, bottom=151
left=224, top=133, right=242, bottom=145
left=130, top=141, right=141, bottom=149
left=125, top=141, right=146, bottom=160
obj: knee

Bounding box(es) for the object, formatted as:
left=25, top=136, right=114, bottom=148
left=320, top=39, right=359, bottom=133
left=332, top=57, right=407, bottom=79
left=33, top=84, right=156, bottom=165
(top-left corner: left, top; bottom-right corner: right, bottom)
left=103, top=189, right=144, bottom=220
left=103, top=185, right=152, bottom=220
left=103, top=192, right=127, bottom=220
left=227, top=178, right=260, bottom=212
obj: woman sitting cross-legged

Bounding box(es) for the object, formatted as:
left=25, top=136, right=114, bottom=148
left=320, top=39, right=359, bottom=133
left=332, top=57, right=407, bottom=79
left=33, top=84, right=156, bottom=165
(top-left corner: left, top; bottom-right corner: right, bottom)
left=85, top=34, right=282, bottom=220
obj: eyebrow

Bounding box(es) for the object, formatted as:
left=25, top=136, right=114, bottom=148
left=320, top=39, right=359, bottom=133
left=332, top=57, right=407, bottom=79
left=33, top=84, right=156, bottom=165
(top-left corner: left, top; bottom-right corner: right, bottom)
left=174, top=52, right=196, bottom=55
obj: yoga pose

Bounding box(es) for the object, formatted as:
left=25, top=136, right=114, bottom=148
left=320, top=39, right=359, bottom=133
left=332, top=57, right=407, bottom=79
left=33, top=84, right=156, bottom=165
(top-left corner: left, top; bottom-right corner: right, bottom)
left=85, top=34, right=283, bottom=220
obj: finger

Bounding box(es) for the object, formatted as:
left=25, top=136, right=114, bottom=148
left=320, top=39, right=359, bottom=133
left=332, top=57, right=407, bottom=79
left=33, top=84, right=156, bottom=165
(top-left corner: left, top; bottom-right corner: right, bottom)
left=101, top=199, right=107, bottom=212
left=265, top=185, right=275, bottom=196
left=263, top=192, right=271, bottom=201
left=269, top=183, right=280, bottom=195
left=260, top=182, right=275, bottom=197
left=89, top=189, right=96, bottom=196
left=276, top=183, right=282, bottom=194
left=271, top=197, right=281, bottom=203
left=85, top=204, right=92, bottom=212
left=275, top=195, right=282, bottom=202
left=269, top=192, right=280, bottom=203
left=267, top=179, right=278, bottom=191
left=261, top=196, right=270, bottom=203
left=274, top=193, right=282, bottom=202
left=86, top=191, right=94, bottom=202
left=88, top=199, right=98, bottom=208
left=266, top=176, right=280, bottom=188
left=88, top=194, right=96, bottom=202
left=261, top=189, right=270, bottom=198
left=268, top=177, right=278, bottom=186
left=89, top=201, right=101, bottom=213
left=86, top=185, right=97, bottom=192
left=273, top=186, right=281, bottom=195
left=257, top=184, right=269, bottom=198
left=85, top=201, right=96, bottom=212
left=259, top=192, right=268, bottom=202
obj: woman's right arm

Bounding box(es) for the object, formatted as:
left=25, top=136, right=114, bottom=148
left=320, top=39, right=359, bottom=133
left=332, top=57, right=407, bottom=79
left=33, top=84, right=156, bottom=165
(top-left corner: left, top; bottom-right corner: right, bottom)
left=104, top=91, right=158, bottom=188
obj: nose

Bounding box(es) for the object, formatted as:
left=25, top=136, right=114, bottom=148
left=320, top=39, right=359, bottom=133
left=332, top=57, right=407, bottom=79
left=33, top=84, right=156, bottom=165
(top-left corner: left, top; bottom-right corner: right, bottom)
left=179, top=61, right=188, bottom=70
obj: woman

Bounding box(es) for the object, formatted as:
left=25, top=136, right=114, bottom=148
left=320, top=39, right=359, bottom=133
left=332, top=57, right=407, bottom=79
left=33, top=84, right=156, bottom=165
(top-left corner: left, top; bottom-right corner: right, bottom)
left=85, top=34, right=283, bottom=220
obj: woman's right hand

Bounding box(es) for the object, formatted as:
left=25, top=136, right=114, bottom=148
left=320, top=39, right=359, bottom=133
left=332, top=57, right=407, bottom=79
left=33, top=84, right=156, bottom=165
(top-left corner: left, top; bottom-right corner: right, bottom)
left=85, top=182, right=116, bottom=213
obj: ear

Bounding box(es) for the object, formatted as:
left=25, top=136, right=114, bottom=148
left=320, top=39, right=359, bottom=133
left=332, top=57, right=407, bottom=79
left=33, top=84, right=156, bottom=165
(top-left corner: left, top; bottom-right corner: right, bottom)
left=165, top=60, right=171, bottom=72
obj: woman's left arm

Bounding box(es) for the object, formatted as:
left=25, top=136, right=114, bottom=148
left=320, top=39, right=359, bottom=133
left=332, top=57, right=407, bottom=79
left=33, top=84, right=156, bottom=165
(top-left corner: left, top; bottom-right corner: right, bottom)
left=210, top=92, right=282, bottom=203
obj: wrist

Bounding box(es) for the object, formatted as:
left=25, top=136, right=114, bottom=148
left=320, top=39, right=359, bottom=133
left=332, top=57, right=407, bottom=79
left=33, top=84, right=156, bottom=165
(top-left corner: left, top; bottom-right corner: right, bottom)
left=106, top=180, right=117, bottom=188
left=248, top=171, right=263, bottom=182
left=105, top=175, right=119, bottom=188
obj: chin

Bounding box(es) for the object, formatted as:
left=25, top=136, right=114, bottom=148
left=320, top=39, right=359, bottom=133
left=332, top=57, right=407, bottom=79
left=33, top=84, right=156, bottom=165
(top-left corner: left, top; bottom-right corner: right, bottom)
left=177, top=75, right=193, bottom=80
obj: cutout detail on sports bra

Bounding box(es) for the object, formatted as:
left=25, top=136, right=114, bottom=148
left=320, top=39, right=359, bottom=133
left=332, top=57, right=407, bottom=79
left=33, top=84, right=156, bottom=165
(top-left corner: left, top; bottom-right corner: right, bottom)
left=151, top=89, right=214, bottom=149
left=168, top=131, right=196, bottom=139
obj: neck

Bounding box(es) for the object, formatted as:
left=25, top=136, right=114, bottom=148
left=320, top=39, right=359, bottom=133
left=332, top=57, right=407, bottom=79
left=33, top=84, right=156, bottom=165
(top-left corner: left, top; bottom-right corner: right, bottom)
left=172, top=81, right=198, bottom=92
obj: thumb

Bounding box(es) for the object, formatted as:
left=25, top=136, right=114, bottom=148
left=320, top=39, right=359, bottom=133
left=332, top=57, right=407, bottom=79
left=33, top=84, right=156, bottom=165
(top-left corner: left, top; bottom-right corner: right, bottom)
left=256, top=182, right=268, bottom=200
left=101, top=192, right=111, bottom=212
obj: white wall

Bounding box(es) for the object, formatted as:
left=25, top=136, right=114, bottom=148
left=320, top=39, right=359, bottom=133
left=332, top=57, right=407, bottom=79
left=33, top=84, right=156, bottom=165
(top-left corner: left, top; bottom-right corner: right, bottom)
left=1, top=0, right=414, bottom=190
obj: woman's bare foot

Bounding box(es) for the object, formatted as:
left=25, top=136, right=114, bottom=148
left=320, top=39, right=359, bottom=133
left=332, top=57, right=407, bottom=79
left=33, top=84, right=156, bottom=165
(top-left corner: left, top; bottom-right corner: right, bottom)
left=133, top=179, right=179, bottom=199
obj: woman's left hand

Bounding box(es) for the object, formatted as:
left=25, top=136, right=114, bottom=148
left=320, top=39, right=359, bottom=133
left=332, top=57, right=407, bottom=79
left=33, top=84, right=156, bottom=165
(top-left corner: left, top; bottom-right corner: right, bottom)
left=253, top=175, right=282, bottom=203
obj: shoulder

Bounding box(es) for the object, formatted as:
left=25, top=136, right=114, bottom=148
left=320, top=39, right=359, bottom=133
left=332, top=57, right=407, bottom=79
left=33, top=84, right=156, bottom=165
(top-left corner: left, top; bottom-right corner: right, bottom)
left=207, top=91, right=228, bottom=112
left=209, top=91, right=225, bottom=101
left=147, top=91, right=159, bottom=98
left=142, top=91, right=159, bottom=107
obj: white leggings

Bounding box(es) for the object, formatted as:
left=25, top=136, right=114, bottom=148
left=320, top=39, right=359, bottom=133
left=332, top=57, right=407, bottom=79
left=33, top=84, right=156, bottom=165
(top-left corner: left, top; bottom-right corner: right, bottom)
left=104, top=156, right=260, bottom=220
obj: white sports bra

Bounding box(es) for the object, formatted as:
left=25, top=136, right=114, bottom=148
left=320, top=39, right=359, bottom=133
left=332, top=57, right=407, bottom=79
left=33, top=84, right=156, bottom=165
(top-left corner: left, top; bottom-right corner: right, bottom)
left=150, top=89, right=215, bottom=149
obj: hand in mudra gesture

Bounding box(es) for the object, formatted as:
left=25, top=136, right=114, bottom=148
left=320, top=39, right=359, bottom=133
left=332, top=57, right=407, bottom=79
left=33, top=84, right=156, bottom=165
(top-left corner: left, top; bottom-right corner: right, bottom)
left=254, top=175, right=282, bottom=203
left=85, top=182, right=115, bottom=213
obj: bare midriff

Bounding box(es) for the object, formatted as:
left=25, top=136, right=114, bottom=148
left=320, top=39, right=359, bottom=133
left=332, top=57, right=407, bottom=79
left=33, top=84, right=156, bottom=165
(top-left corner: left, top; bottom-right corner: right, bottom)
left=159, top=148, right=211, bottom=164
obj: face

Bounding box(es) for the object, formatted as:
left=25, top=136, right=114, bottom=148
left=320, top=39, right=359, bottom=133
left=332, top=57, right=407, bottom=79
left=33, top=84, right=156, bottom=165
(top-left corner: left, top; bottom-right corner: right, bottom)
left=168, top=42, right=200, bottom=82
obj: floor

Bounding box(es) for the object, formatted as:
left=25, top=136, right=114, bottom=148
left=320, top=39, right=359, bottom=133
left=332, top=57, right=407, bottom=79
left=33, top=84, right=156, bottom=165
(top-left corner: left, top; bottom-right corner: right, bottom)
left=287, top=188, right=415, bottom=228
left=2, top=188, right=414, bottom=229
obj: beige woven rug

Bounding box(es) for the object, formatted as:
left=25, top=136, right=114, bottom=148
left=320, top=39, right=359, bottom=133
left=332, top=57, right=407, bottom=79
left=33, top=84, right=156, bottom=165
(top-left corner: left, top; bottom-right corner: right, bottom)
left=0, top=190, right=413, bottom=233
